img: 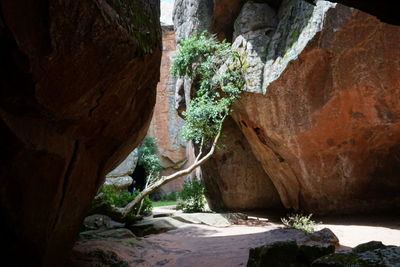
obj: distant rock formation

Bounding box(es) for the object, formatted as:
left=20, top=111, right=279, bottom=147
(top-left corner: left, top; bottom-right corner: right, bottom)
left=0, top=0, right=161, bottom=265
left=105, top=149, right=139, bottom=190
left=148, top=25, right=189, bottom=195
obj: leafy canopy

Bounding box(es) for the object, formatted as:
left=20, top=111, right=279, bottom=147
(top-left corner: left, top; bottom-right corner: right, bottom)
left=137, top=136, right=162, bottom=176
left=171, top=31, right=245, bottom=144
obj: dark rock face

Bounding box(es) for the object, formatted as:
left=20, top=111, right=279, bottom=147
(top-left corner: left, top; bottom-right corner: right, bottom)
left=313, top=242, right=400, bottom=267
left=202, top=117, right=282, bottom=211
left=310, top=0, right=399, bottom=25
left=247, top=240, right=335, bottom=267
left=0, top=0, right=161, bottom=265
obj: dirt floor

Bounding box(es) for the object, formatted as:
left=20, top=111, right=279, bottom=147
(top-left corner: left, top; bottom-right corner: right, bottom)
left=72, top=207, right=400, bottom=266
left=131, top=207, right=400, bottom=267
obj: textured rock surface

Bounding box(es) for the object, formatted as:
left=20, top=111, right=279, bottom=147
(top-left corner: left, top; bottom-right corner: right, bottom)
left=173, top=0, right=213, bottom=42
left=148, top=26, right=188, bottom=195
left=202, top=117, right=282, bottom=211
left=173, top=0, right=400, bottom=214
left=0, top=0, right=161, bottom=265
left=106, top=149, right=139, bottom=179
left=309, top=0, right=398, bottom=25
left=247, top=240, right=336, bottom=267
left=313, top=242, right=400, bottom=267
left=233, top=0, right=400, bottom=213
left=105, top=148, right=139, bottom=189
left=232, top=2, right=277, bottom=93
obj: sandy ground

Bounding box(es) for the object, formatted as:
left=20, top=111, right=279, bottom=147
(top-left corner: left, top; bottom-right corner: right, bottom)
left=130, top=207, right=400, bottom=267
left=72, top=207, right=400, bottom=266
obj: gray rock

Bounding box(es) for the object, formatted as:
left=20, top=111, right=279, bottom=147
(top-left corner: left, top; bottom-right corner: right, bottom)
left=105, top=148, right=138, bottom=189
left=307, top=228, right=340, bottom=247
left=231, top=2, right=277, bottom=93
left=173, top=0, right=213, bottom=42
left=106, top=149, right=139, bottom=178
left=312, top=242, right=400, bottom=267
left=104, top=176, right=134, bottom=189
left=83, top=214, right=125, bottom=231
left=233, top=2, right=277, bottom=40
left=247, top=240, right=334, bottom=267
left=80, top=228, right=135, bottom=240
left=172, top=213, right=233, bottom=227
left=352, top=241, right=387, bottom=253
left=262, top=0, right=336, bottom=93
left=127, top=217, right=184, bottom=237
left=173, top=0, right=213, bottom=114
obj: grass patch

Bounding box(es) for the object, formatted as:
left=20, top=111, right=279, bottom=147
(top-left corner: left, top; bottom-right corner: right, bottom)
left=152, top=201, right=178, bottom=207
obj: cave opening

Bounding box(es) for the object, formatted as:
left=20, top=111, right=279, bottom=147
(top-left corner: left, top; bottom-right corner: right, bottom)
left=129, top=165, right=147, bottom=192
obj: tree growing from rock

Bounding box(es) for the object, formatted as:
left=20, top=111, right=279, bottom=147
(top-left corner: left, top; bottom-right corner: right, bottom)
left=116, top=31, right=246, bottom=220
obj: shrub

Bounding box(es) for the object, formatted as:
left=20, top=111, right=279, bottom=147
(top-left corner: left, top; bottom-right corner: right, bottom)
left=177, top=179, right=205, bottom=213
left=99, top=186, right=153, bottom=216
left=281, top=213, right=317, bottom=234
left=162, top=192, right=178, bottom=201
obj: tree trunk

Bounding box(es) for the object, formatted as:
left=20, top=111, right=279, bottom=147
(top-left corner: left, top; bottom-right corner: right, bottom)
left=115, top=118, right=225, bottom=219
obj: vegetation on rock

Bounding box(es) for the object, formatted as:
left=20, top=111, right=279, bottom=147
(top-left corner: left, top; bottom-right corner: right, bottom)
left=114, top=31, right=246, bottom=219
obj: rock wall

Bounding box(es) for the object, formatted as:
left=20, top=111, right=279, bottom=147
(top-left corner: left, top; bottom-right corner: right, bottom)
left=173, top=0, right=400, bottom=214
left=233, top=0, right=400, bottom=213
left=105, top=148, right=139, bottom=190
left=173, top=0, right=282, bottom=210
left=202, top=117, right=282, bottom=211
left=148, top=26, right=188, bottom=194
left=0, top=0, right=161, bottom=265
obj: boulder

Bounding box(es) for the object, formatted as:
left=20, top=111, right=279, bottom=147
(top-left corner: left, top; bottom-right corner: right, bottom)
left=106, top=149, right=139, bottom=179
left=82, top=214, right=125, bottom=231
left=0, top=0, right=161, bottom=265
left=202, top=117, right=282, bottom=211
left=232, top=0, right=400, bottom=213
left=172, top=212, right=232, bottom=227
left=173, top=0, right=400, bottom=214
left=247, top=240, right=335, bottom=267
left=104, top=176, right=135, bottom=190
left=312, top=242, right=400, bottom=267
left=80, top=228, right=135, bottom=240
left=105, top=148, right=138, bottom=190
left=127, top=217, right=184, bottom=237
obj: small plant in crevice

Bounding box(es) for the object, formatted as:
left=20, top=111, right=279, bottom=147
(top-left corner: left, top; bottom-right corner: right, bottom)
left=176, top=179, right=206, bottom=213
left=281, top=213, right=318, bottom=234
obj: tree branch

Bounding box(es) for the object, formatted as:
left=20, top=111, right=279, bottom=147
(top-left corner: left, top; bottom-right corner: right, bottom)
left=115, top=115, right=226, bottom=219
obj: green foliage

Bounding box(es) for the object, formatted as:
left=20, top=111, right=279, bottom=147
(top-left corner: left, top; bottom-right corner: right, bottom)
left=171, top=31, right=245, bottom=144
left=152, top=201, right=178, bottom=207
left=137, top=136, right=162, bottom=176
left=161, top=191, right=178, bottom=201
left=176, top=179, right=206, bottom=213
left=99, top=186, right=153, bottom=216
left=281, top=213, right=317, bottom=234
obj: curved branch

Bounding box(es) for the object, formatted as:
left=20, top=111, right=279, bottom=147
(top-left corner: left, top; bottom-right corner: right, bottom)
left=116, top=116, right=226, bottom=219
